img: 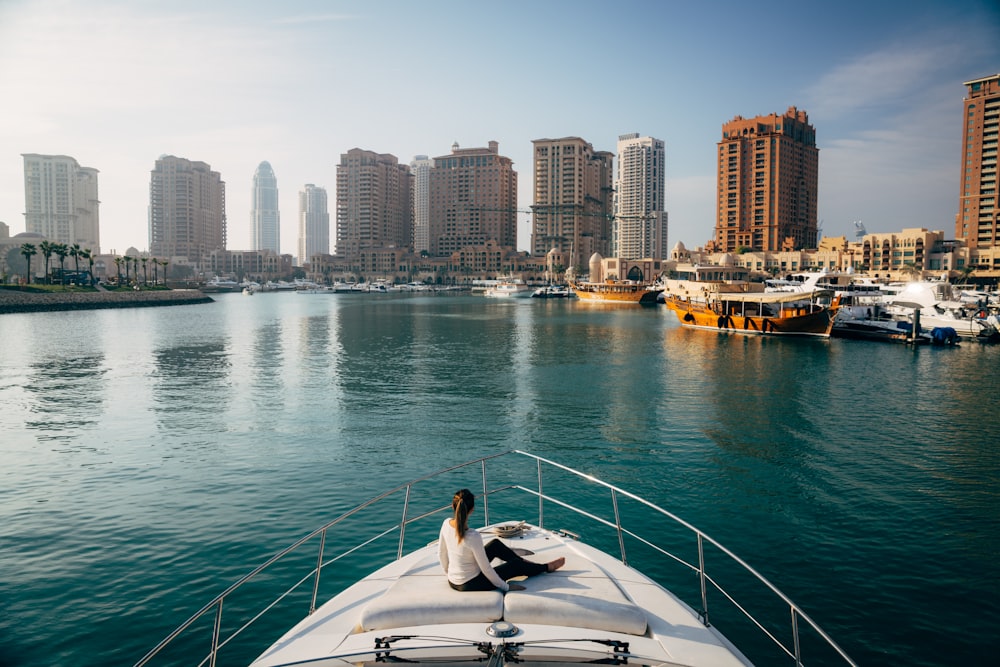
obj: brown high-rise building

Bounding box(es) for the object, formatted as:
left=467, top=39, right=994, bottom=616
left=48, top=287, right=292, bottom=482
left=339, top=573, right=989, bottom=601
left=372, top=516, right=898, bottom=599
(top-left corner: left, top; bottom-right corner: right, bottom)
left=149, top=155, right=226, bottom=265
left=335, top=149, right=412, bottom=257
left=531, top=137, right=613, bottom=272
left=714, top=107, right=818, bottom=253
left=428, top=141, right=517, bottom=256
left=957, top=74, right=999, bottom=249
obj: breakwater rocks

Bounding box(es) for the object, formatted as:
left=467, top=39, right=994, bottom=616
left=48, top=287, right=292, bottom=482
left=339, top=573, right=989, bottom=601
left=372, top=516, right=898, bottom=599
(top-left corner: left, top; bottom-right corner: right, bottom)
left=0, top=288, right=214, bottom=314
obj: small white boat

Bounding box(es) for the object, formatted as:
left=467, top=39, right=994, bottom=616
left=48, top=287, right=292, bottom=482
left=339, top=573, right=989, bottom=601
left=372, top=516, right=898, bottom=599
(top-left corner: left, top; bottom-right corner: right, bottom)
left=135, top=451, right=856, bottom=667
left=485, top=277, right=533, bottom=298
left=201, top=276, right=239, bottom=292
left=531, top=285, right=572, bottom=298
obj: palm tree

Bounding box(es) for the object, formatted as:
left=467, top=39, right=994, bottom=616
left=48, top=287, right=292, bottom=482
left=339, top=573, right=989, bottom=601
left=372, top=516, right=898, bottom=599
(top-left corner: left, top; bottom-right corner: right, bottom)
left=123, top=255, right=133, bottom=285
left=82, top=249, right=94, bottom=285
left=114, top=257, right=123, bottom=286
left=161, top=259, right=169, bottom=283
left=53, top=243, right=69, bottom=285
left=39, top=240, right=54, bottom=284
left=900, top=262, right=922, bottom=281
left=70, top=243, right=81, bottom=283
left=956, top=264, right=976, bottom=285
left=140, top=256, right=149, bottom=286
left=19, top=243, right=37, bottom=284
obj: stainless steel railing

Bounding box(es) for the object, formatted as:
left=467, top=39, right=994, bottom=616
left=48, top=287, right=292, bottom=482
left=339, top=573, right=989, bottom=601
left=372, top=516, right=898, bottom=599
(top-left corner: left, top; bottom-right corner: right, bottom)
left=134, top=449, right=856, bottom=667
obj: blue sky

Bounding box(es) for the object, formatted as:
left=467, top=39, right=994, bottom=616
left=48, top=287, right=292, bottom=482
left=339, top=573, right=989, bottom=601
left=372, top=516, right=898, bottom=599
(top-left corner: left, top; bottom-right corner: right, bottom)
left=1, top=0, right=997, bottom=255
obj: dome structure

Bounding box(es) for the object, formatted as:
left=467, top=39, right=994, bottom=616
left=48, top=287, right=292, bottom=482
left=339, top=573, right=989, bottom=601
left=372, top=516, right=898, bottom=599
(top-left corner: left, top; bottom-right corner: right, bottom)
left=588, top=253, right=604, bottom=282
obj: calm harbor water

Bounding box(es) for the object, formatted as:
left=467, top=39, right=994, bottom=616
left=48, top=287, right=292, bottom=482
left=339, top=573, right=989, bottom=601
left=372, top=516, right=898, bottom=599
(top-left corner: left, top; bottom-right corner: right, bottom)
left=1, top=292, right=997, bottom=666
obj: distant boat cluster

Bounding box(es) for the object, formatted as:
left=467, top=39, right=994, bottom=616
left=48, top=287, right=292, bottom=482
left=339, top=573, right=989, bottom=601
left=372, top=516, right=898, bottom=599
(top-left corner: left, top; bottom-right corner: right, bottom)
left=200, top=266, right=1000, bottom=346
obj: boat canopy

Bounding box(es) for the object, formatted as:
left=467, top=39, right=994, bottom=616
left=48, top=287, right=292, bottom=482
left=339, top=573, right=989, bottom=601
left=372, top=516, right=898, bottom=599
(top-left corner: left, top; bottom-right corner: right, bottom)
left=712, top=289, right=833, bottom=304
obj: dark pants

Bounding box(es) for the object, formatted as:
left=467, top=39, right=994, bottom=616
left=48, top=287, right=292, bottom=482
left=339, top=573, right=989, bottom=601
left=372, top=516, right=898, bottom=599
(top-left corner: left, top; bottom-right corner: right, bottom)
left=449, top=539, right=547, bottom=591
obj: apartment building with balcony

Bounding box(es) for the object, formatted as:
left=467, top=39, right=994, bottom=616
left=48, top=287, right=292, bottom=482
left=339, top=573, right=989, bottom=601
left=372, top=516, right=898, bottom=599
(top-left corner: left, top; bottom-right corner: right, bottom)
left=149, top=155, right=226, bottom=267
left=428, top=141, right=517, bottom=257
left=298, top=184, right=329, bottom=267
left=22, top=153, right=100, bottom=252
left=957, top=74, right=1000, bottom=250
left=335, top=149, right=413, bottom=257
left=714, top=107, right=818, bottom=253
left=531, top=137, right=613, bottom=272
left=614, top=133, right=667, bottom=259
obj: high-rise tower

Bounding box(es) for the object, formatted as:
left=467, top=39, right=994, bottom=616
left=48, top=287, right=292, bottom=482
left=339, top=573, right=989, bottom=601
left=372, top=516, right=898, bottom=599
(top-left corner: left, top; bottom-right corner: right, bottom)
left=298, top=184, right=329, bottom=266
left=251, top=161, right=280, bottom=254
left=614, top=134, right=666, bottom=259
left=715, top=107, right=818, bottom=252
left=957, top=74, right=1000, bottom=249
left=335, top=149, right=412, bottom=257
left=411, top=155, right=433, bottom=255
left=428, top=141, right=517, bottom=256
left=22, top=153, right=100, bottom=251
left=149, top=155, right=226, bottom=265
left=531, top=137, right=613, bottom=272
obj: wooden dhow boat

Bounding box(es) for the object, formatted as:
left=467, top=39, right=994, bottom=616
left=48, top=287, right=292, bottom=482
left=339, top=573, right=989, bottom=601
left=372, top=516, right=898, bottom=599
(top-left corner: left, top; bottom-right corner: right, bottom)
left=134, top=451, right=855, bottom=667
left=662, top=289, right=840, bottom=337
left=571, top=280, right=663, bottom=304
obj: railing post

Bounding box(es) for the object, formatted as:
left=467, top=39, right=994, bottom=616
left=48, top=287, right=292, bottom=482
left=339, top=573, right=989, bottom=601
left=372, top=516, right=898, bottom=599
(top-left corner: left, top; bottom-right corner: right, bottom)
left=209, top=598, right=223, bottom=667
left=611, top=488, right=627, bottom=566
left=481, top=459, right=490, bottom=526
left=310, top=528, right=327, bottom=614
left=536, top=458, right=544, bottom=529
left=791, top=607, right=802, bottom=666
left=398, top=485, right=411, bottom=561
left=697, top=533, right=709, bottom=626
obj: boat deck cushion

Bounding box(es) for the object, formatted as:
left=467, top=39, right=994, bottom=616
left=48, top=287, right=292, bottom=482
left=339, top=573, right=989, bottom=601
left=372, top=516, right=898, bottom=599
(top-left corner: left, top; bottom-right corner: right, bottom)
left=359, top=563, right=503, bottom=631
left=502, top=554, right=648, bottom=635
left=359, top=550, right=647, bottom=636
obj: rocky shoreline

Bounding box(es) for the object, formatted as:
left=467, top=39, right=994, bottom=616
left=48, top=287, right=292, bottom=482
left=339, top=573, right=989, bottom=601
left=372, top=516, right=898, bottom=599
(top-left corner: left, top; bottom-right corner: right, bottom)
left=0, top=288, right=214, bottom=314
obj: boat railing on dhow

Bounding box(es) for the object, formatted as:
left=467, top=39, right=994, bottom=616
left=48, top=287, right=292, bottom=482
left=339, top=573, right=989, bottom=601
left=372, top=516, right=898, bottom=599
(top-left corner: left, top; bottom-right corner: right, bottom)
left=134, top=450, right=856, bottom=667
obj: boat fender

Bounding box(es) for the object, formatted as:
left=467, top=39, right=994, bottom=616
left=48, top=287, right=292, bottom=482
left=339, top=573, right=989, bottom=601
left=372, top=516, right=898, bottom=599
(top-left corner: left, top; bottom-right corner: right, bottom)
left=761, top=318, right=769, bottom=333
left=976, top=309, right=988, bottom=319
left=717, top=315, right=728, bottom=329
left=683, top=312, right=694, bottom=323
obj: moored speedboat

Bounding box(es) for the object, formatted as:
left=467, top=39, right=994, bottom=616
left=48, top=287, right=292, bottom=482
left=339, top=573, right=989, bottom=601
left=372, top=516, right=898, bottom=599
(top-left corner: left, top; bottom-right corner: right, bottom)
left=134, top=451, right=856, bottom=667
left=884, top=280, right=999, bottom=340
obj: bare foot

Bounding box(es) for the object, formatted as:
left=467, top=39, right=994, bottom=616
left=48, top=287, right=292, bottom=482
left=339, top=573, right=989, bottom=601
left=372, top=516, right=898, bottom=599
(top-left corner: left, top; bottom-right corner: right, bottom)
left=547, top=557, right=565, bottom=572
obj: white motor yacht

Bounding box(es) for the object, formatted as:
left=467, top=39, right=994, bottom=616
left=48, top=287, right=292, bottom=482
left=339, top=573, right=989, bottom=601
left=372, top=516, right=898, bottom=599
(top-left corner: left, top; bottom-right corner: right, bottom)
left=135, top=451, right=855, bottom=667
left=885, top=280, right=999, bottom=340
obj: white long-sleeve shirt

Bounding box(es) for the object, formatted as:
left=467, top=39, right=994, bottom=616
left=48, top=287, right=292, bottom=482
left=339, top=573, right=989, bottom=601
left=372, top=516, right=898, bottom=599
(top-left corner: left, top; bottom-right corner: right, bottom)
left=438, top=518, right=508, bottom=591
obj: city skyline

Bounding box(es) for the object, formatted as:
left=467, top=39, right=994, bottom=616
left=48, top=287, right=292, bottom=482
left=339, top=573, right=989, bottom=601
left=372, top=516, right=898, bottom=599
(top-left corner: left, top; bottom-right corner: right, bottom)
left=0, top=0, right=998, bottom=256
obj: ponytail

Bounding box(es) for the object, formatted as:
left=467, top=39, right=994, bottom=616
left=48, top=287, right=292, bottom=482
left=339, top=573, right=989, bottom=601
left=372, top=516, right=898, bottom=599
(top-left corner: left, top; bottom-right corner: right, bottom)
left=452, top=489, right=475, bottom=543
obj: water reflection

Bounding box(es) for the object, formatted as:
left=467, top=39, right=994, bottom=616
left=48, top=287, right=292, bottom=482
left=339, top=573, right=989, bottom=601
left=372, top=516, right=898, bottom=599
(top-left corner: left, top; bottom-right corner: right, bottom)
left=24, top=353, right=107, bottom=443
left=152, top=342, right=230, bottom=437
left=250, top=319, right=286, bottom=418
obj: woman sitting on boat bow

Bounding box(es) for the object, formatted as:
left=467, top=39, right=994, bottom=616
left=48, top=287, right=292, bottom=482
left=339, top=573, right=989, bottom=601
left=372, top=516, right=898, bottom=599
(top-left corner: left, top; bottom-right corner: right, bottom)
left=439, top=488, right=564, bottom=591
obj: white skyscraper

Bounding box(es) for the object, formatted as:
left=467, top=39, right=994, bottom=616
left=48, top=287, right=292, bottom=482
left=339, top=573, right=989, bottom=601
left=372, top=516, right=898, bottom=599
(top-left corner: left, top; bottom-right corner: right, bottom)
left=298, top=184, right=329, bottom=266
left=410, top=155, right=433, bottom=254
left=251, top=161, right=280, bottom=253
left=614, top=134, right=666, bottom=259
left=22, top=153, right=100, bottom=252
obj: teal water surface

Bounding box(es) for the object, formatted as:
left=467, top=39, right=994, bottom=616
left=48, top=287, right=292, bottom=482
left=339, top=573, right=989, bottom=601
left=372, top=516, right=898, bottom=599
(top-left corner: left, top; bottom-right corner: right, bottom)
left=0, top=292, right=997, bottom=666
